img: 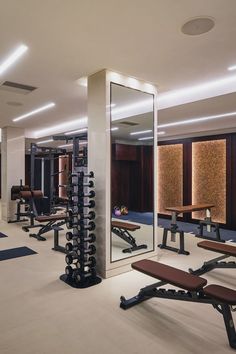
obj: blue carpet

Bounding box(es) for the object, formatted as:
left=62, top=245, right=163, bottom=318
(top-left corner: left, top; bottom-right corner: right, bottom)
left=0, top=247, right=37, bottom=261
left=0, top=232, right=8, bottom=238
left=113, top=211, right=236, bottom=242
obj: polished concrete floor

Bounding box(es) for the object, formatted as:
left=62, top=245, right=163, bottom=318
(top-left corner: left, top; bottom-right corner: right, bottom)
left=0, top=219, right=235, bottom=354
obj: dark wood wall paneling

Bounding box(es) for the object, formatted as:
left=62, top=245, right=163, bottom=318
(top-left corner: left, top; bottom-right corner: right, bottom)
left=111, top=144, right=153, bottom=212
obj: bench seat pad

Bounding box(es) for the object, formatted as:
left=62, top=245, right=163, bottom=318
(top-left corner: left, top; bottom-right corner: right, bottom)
left=198, top=241, right=236, bottom=257
left=36, top=214, right=66, bottom=222
left=204, top=284, right=236, bottom=305
left=132, top=260, right=207, bottom=292
left=112, top=221, right=140, bottom=231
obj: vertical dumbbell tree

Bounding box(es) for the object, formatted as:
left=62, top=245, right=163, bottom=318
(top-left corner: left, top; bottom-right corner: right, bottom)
left=60, top=171, right=101, bottom=288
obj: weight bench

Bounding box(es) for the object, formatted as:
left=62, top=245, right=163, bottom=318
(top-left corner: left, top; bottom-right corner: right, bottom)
left=120, top=259, right=236, bottom=349
left=111, top=220, right=147, bottom=253
left=189, top=240, right=236, bottom=275
left=29, top=214, right=66, bottom=253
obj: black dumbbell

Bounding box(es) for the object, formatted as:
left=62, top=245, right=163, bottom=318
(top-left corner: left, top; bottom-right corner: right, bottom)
left=76, top=269, right=96, bottom=282
left=66, top=232, right=96, bottom=243
left=78, top=190, right=95, bottom=198
left=77, top=200, right=95, bottom=209
left=65, top=245, right=96, bottom=264
left=75, top=256, right=96, bottom=269
left=69, top=221, right=96, bottom=231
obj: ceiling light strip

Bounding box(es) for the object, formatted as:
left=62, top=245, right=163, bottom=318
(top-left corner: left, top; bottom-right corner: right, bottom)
left=130, top=129, right=152, bottom=136
left=13, top=102, right=55, bottom=122
left=0, top=44, right=28, bottom=75
left=158, top=111, right=236, bottom=128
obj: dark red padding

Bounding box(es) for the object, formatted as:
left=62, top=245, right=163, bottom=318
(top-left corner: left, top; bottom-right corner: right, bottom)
left=35, top=214, right=66, bottom=222
left=204, top=285, right=236, bottom=305
left=32, top=190, right=44, bottom=199
left=198, top=241, right=236, bottom=257
left=132, top=260, right=207, bottom=292
left=19, top=191, right=32, bottom=199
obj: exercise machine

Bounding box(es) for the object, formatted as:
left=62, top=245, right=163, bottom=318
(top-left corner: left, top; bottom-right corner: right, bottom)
left=120, top=259, right=236, bottom=349
left=189, top=240, right=236, bottom=275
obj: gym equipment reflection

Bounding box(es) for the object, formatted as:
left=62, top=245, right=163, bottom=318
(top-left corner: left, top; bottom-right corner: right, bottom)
left=110, top=83, right=155, bottom=262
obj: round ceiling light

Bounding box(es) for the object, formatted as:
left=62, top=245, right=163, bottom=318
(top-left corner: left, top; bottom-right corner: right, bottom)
left=6, top=101, right=23, bottom=107
left=181, top=17, right=215, bottom=36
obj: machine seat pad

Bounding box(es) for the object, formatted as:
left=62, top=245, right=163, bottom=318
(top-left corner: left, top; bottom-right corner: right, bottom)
left=132, top=260, right=207, bottom=291
left=198, top=240, right=236, bottom=257
left=19, top=191, right=32, bottom=199
left=35, top=214, right=66, bottom=222
left=204, top=285, right=236, bottom=305
left=112, top=220, right=140, bottom=231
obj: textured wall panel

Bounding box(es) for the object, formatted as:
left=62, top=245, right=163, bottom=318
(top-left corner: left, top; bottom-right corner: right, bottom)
left=192, top=140, right=226, bottom=223
left=158, top=144, right=183, bottom=215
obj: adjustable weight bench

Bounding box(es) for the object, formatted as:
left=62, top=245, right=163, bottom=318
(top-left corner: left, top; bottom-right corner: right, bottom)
left=29, top=214, right=66, bottom=253
left=120, top=259, right=236, bottom=349
left=111, top=220, right=147, bottom=253
left=189, top=240, right=236, bottom=276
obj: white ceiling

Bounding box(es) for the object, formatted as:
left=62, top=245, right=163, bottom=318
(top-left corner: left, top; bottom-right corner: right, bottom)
left=1, top=0, right=236, bottom=140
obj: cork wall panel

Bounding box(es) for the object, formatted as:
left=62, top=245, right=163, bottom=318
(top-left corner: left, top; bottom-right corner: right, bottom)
left=192, top=140, right=226, bottom=223
left=158, top=144, right=183, bottom=215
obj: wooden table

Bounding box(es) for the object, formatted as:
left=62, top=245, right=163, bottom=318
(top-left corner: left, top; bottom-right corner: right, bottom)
left=166, top=204, right=215, bottom=235
left=158, top=204, right=216, bottom=255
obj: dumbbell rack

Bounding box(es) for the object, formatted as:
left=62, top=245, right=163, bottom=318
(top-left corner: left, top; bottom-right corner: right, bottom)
left=60, top=171, right=101, bottom=288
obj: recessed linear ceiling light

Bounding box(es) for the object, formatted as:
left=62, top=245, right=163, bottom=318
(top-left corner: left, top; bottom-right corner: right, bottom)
left=111, top=127, right=119, bottom=131
left=0, top=44, right=28, bottom=75
left=158, top=111, right=236, bottom=129
left=37, top=139, right=53, bottom=145
left=181, top=17, right=215, bottom=36
left=58, top=141, right=87, bottom=149
left=130, top=129, right=152, bottom=136
left=13, top=102, right=55, bottom=122
left=65, top=128, right=87, bottom=135
left=138, top=136, right=153, bottom=141
left=157, top=131, right=165, bottom=135
left=77, top=77, right=88, bottom=87
left=32, top=116, right=88, bottom=138
left=228, top=65, right=236, bottom=71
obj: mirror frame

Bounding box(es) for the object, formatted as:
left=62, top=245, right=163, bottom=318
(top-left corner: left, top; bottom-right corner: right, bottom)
left=110, top=82, right=155, bottom=263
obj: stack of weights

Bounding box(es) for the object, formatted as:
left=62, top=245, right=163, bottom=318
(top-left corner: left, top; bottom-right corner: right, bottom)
left=61, top=171, right=101, bottom=288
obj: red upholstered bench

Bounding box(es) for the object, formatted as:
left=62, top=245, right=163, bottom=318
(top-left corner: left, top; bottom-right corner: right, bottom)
left=120, top=259, right=236, bottom=349
left=189, top=240, right=236, bottom=276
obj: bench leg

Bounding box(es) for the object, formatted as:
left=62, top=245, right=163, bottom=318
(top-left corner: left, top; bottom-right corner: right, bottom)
left=189, top=255, right=230, bottom=275
left=52, top=229, right=66, bottom=253
left=221, top=304, right=236, bottom=349
left=158, top=229, right=189, bottom=255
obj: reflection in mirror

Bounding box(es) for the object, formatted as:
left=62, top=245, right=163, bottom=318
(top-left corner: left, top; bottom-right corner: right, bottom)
left=110, top=83, right=154, bottom=262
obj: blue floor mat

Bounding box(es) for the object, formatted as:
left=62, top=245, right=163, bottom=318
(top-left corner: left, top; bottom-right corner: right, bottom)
left=113, top=211, right=236, bottom=242
left=0, top=232, right=8, bottom=238
left=0, top=247, right=37, bottom=261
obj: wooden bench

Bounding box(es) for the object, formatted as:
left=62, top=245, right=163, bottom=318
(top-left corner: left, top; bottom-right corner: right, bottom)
left=189, top=240, right=236, bottom=275
left=111, top=220, right=147, bottom=253
left=120, top=259, right=236, bottom=349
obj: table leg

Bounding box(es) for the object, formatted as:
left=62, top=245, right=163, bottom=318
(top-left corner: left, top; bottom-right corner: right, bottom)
left=171, top=212, right=177, bottom=242
left=206, top=208, right=211, bottom=232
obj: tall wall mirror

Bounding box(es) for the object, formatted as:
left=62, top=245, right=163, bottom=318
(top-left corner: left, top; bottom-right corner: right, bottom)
left=110, top=83, right=155, bottom=262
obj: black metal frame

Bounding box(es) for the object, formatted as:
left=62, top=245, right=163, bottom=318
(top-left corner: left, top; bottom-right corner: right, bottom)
left=111, top=225, right=147, bottom=253
left=196, top=219, right=224, bottom=242
left=120, top=281, right=236, bottom=349
left=30, top=219, right=66, bottom=243
left=189, top=254, right=236, bottom=275
left=158, top=226, right=190, bottom=255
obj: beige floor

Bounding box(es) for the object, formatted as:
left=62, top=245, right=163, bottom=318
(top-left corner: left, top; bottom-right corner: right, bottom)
left=0, top=219, right=235, bottom=354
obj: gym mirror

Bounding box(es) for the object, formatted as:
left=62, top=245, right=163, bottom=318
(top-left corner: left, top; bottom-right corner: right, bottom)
left=110, top=83, right=155, bottom=262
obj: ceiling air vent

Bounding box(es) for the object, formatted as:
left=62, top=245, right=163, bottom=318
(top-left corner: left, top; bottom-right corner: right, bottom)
left=119, top=121, right=139, bottom=126
left=0, top=81, right=37, bottom=95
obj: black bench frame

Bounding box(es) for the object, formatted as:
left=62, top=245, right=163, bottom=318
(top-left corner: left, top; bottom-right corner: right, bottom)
left=120, top=280, right=236, bottom=349
left=158, top=225, right=189, bottom=255
left=29, top=219, right=66, bottom=253
left=189, top=254, right=236, bottom=276
left=111, top=225, right=147, bottom=253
